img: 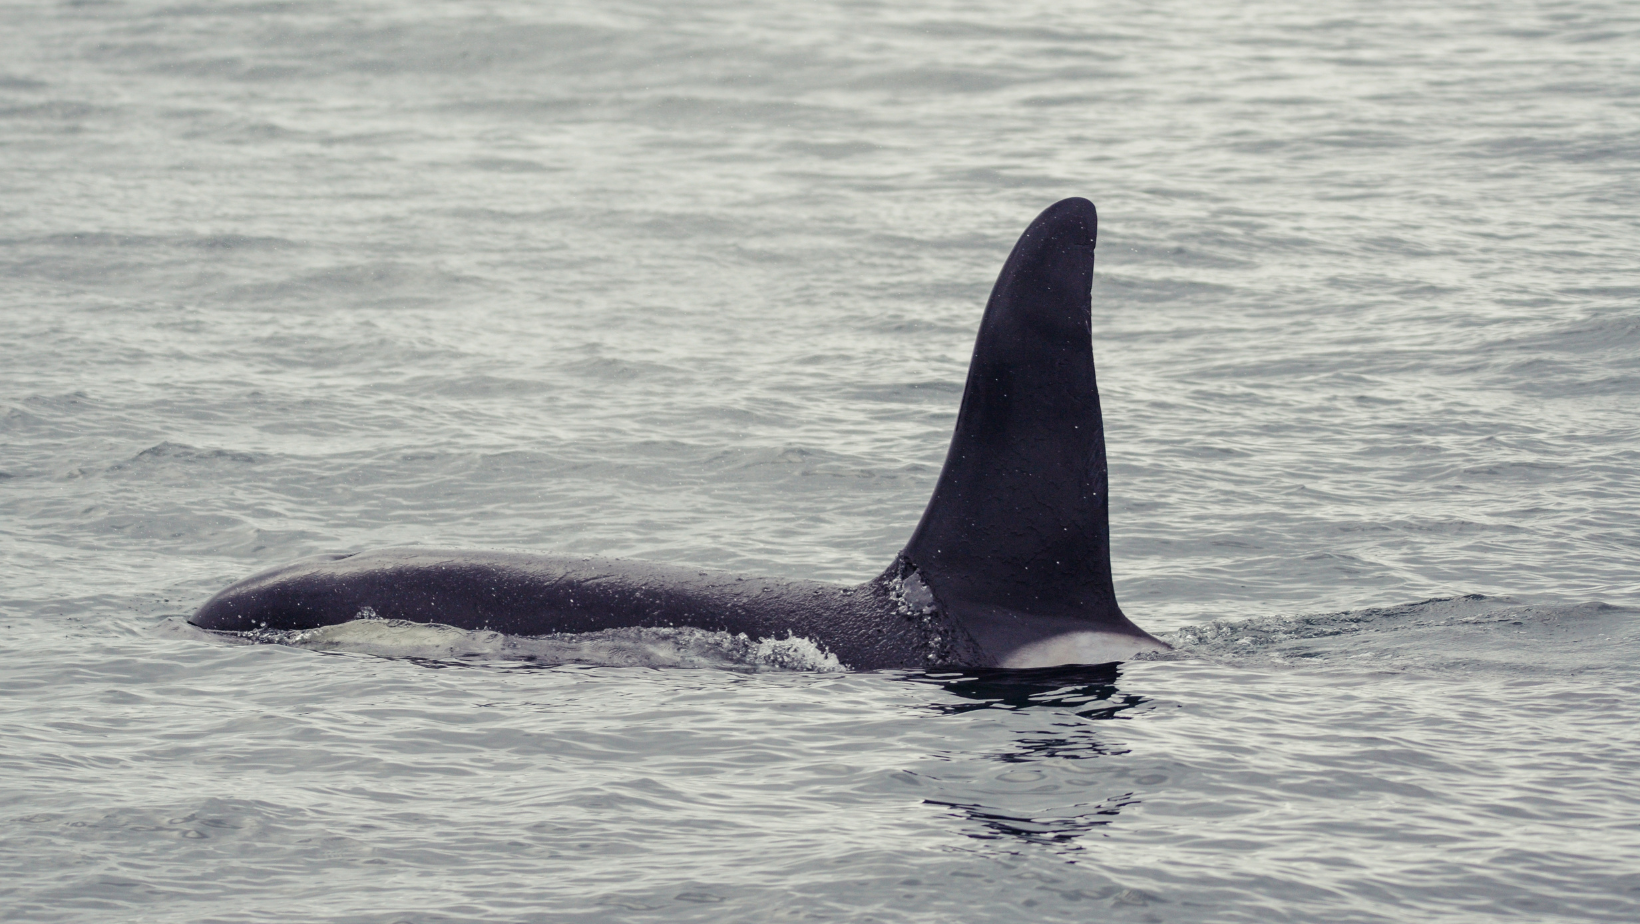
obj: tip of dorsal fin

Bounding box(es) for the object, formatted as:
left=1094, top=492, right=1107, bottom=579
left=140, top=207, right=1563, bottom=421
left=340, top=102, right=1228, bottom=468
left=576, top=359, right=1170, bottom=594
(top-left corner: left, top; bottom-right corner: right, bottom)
left=900, top=197, right=1135, bottom=631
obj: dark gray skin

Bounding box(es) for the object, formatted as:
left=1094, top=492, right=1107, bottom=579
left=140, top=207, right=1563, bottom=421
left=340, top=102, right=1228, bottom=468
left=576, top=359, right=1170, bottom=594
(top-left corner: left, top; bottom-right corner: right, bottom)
left=192, top=198, right=1169, bottom=670
left=191, top=549, right=982, bottom=671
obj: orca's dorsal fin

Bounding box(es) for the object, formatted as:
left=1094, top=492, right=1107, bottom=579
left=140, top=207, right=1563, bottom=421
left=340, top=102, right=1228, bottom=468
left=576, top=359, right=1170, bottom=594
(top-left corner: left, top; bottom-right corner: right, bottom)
left=899, top=198, right=1140, bottom=633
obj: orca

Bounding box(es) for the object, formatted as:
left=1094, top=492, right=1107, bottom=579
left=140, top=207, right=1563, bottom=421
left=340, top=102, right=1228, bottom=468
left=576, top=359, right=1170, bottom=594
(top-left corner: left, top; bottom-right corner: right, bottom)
left=190, top=198, right=1169, bottom=669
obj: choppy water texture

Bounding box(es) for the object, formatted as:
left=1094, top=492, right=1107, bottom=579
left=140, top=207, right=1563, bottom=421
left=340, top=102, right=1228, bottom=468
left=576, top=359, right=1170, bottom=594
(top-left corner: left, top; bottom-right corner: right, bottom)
left=3, top=1, right=1639, bottom=921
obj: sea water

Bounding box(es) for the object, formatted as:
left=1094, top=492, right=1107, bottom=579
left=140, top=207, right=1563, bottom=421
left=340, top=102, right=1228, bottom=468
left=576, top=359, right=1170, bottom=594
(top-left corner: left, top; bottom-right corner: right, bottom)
left=2, top=1, right=1638, bottom=921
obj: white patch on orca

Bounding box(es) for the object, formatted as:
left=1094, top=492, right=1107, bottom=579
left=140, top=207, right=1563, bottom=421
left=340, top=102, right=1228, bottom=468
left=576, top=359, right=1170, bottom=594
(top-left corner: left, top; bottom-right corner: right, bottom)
left=998, top=630, right=1171, bottom=669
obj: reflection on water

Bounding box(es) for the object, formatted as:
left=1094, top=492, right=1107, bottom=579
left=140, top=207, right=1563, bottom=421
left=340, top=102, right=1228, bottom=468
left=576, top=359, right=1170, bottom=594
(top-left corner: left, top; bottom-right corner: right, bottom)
left=913, top=663, right=1138, bottom=719
left=909, top=664, right=1150, bottom=852
left=924, top=795, right=1140, bottom=846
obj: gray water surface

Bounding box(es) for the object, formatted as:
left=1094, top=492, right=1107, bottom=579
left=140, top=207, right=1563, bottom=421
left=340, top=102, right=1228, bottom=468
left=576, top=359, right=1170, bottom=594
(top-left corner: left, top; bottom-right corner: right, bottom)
left=3, top=1, right=1639, bottom=921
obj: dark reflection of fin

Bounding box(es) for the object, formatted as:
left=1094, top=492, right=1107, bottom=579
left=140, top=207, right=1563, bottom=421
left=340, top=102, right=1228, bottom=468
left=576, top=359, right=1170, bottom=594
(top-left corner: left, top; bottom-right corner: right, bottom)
left=923, top=795, right=1139, bottom=845
left=905, top=664, right=1150, bottom=850
left=907, top=663, right=1144, bottom=719
left=989, top=731, right=1130, bottom=763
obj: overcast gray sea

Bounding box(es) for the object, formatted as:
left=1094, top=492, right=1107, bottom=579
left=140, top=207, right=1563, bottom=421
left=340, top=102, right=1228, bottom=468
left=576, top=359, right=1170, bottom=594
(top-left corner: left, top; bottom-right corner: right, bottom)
left=3, top=1, right=1639, bottom=922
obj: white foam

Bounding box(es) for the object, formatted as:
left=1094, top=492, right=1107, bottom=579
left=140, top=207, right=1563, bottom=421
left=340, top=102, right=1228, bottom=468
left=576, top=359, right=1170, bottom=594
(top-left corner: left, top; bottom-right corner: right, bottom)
left=222, top=620, right=846, bottom=672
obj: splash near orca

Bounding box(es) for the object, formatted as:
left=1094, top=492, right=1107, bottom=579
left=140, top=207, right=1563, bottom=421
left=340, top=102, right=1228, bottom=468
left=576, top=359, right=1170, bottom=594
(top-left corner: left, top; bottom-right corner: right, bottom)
left=191, top=198, right=1169, bottom=669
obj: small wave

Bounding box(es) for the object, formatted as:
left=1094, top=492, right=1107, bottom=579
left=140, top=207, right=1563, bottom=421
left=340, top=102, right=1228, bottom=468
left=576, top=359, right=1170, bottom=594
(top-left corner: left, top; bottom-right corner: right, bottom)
left=1153, top=595, right=1640, bottom=674
left=124, top=442, right=262, bottom=465
left=196, top=618, right=845, bottom=672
